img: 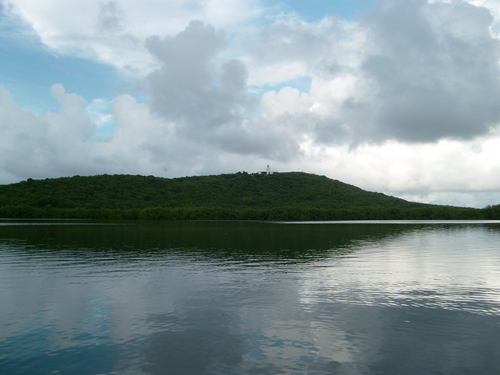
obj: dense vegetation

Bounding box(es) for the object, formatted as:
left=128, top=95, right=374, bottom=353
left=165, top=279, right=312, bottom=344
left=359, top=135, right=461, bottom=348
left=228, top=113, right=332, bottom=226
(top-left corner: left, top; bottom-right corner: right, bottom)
left=0, top=172, right=499, bottom=220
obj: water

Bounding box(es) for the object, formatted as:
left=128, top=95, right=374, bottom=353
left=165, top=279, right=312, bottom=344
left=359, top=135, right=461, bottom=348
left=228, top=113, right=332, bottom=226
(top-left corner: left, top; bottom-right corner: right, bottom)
left=1, top=220, right=500, bottom=374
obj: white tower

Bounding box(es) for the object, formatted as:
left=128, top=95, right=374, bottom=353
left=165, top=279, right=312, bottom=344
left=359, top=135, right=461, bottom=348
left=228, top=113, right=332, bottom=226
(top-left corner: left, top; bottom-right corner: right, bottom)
left=266, top=165, right=271, bottom=175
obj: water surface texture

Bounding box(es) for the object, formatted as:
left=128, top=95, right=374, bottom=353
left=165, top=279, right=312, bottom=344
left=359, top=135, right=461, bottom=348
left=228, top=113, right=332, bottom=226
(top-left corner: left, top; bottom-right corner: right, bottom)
left=1, top=220, right=500, bottom=374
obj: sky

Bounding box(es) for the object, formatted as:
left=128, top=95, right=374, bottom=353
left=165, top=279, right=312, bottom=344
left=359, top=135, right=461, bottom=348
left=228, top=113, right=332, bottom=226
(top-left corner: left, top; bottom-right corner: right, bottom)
left=1, top=0, right=500, bottom=208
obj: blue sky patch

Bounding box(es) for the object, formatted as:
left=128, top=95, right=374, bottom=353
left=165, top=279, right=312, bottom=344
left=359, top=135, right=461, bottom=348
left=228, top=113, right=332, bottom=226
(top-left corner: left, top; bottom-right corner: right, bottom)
left=0, top=9, right=124, bottom=114
left=267, top=0, right=377, bottom=21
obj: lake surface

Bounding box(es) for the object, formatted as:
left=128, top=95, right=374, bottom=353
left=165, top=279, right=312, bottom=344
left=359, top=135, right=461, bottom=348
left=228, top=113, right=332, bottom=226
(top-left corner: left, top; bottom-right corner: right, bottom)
left=1, top=220, right=500, bottom=375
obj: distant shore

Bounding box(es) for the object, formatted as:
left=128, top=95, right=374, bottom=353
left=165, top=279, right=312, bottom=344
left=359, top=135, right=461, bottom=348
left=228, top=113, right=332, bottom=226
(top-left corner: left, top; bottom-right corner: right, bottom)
left=0, top=205, right=497, bottom=221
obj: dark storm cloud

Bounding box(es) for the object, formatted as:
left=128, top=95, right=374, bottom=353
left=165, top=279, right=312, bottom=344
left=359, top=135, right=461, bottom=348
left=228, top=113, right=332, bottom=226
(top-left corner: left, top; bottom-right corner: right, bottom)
left=358, top=0, right=500, bottom=143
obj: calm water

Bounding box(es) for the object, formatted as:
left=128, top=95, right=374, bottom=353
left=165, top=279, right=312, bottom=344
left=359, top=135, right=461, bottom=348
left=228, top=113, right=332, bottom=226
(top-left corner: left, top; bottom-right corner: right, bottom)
left=1, top=220, right=500, bottom=375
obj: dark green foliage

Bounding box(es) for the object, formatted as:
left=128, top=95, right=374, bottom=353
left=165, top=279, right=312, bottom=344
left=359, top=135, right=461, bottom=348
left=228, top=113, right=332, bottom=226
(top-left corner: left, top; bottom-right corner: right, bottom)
left=0, top=172, right=495, bottom=220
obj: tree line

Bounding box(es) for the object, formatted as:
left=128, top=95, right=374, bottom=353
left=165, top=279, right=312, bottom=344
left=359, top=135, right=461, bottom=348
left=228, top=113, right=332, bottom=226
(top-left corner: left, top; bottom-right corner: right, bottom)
left=1, top=204, right=498, bottom=221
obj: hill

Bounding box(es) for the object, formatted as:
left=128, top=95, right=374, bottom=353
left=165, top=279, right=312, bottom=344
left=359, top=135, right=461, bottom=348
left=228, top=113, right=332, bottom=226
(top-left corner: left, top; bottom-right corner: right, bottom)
left=0, top=172, right=425, bottom=210
left=0, top=172, right=497, bottom=220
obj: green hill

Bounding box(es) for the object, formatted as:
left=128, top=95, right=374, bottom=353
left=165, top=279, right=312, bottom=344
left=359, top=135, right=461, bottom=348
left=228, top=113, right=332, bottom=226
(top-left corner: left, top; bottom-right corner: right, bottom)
left=0, top=172, right=496, bottom=220
left=0, top=172, right=424, bottom=209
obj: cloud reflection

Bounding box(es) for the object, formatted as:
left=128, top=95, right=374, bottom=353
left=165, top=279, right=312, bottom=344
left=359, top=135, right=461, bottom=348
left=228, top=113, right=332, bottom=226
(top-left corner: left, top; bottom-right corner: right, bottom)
left=1, top=222, right=500, bottom=374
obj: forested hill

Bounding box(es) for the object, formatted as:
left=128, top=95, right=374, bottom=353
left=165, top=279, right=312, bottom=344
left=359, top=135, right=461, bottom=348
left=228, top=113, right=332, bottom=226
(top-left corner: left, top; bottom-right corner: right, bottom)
left=0, top=172, right=498, bottom=220
left=0, top=172, right=421, bottom=210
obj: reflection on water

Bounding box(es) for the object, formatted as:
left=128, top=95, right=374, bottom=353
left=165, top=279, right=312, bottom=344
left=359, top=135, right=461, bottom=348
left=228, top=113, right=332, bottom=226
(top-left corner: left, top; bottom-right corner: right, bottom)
left=1, top=220, right=500, bottom=374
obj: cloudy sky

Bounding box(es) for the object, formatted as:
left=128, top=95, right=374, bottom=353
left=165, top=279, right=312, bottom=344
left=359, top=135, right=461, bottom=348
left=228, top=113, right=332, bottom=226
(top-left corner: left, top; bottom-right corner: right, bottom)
left=1, top=0, right=500, bottom=208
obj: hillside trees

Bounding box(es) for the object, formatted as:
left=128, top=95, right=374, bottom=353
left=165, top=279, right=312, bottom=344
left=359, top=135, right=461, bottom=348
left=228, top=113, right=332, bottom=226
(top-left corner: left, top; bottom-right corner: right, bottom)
left=0, top=172, right=496, bottom=220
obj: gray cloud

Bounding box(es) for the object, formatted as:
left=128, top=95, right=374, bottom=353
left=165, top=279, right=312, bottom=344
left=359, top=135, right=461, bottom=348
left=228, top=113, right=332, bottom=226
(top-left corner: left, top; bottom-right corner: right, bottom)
left=145, top=21, right=248, bottom=132
left=357, top=0, right=500, bottom=143
left=248, top=15, right=344, bottom=65
left=96, top=1, right=124, bottom=33
left=0, top=84, right=102, bottom=180
left=249, top=1, right=500, bottom=146
left=144, top=20, right=302, bottom=160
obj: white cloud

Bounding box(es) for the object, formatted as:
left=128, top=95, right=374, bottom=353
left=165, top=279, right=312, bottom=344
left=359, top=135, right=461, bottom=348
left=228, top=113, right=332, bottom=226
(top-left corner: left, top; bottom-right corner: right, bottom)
left=261, top=87, right=316, bottom=116
left=295, top=135, right=500, bottom=207
left=465, top=0, right=500, bottom=37
left=2, top=0, right=263, bottom=74
left=0, top=84, right=96, bottom=179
